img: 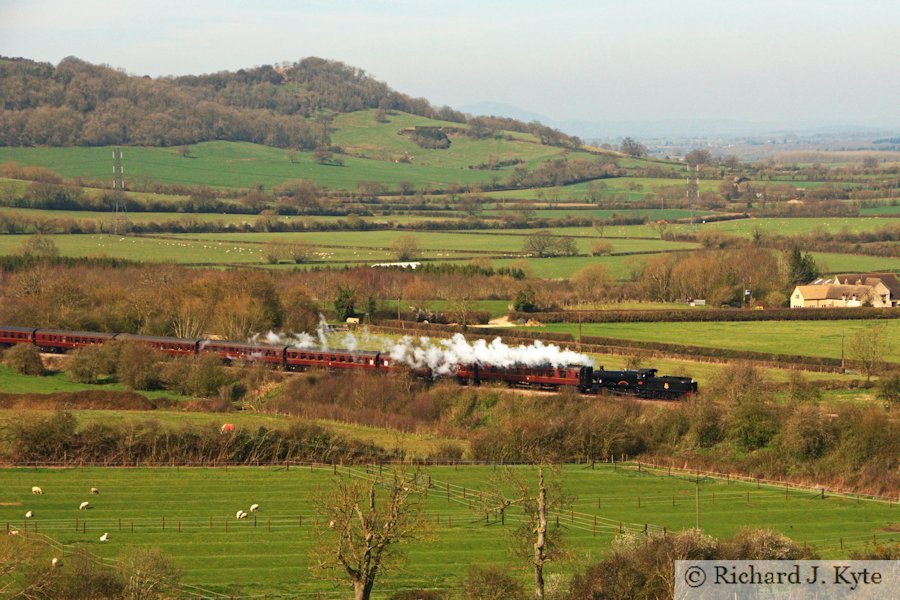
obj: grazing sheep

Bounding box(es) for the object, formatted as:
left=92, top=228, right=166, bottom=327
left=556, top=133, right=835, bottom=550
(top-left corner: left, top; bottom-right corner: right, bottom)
left=51, top=557, right=60, bottom=568
left=236, top=510, right=247, bottom=520
left=99, top=532, right=109, bottom=542
left=249, top=504, right=259, bottom=512
left=31, top=486, right=43, bottom=495
left=90, top=487, right=99, bottom=495
left=79, top=501, right=89, bottom=510
left=8, top=529, right=19, bottom=536
left=25, top=511, right=32, bottom=518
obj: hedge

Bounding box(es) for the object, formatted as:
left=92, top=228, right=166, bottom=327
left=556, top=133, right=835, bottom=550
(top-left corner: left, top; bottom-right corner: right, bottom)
left=510, top=307, right=900, bottom=324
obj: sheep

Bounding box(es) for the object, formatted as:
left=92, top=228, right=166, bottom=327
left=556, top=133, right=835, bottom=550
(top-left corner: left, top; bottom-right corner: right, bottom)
left=51, top=557, right=61, bottom=568
left=25, top=511, right=33, bottom=518
left=31, top=486, right=43, bottom=495
left=90, top=487, right=99, bottom=495
left=99, top=532, right=109, bottom=543
left=8, top=529, right=19, bottom=536
left=79, top=501, right=89, bottom=510
left=249, top=503, right=259, bottom=512
left=236, top=510, right=247, bottom=520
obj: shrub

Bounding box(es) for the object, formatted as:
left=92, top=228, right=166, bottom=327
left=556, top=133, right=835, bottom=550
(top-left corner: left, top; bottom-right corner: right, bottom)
left=116, top=342, right=164, bottom=390
left=462, top=565, right=525, bottom=600
left=727, top=399, right=780, bottom=452
left=66, top=344, right=117, bottom=383
left=779, top=404, right=834, bottom=460
left=2, top=343, right=45, bottom=375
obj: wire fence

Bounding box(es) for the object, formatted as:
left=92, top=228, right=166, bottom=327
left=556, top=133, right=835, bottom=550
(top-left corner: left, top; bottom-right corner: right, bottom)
left=4, top=460, right=896, bottom=599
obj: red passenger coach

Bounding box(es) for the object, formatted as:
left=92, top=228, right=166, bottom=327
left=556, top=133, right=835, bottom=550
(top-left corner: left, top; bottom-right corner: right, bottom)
left=199, top=340, right=284, bottom=365
left=284, top=348, right=391, bottom=372
left=456, top=364, right=593, bottom=391
left=34, top=329, right=115, bottom=351
left=116, top=334, right=200, bottom=356
left=0, top=326, right=36, bottom=347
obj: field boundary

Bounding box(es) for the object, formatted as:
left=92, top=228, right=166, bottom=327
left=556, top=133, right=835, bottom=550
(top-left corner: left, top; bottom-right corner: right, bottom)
left=626, top=459, right=899, bottom=505
left=368, top=323, right=854, bottom=372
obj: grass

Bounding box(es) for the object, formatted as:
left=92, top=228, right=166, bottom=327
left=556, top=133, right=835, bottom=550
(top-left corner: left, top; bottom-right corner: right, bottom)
left=0, top=112, right=580, bottom=192
left=0, top=365, right=187, bottom=402
left=668, top=216, right=900, bottom=237
left=526, top=319, right=900, bottom=363
left=0, top=465, right=893, bottom=597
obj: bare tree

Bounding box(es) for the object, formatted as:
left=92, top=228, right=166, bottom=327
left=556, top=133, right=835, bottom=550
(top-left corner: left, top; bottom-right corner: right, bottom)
left=522, top=230, right=577, bottom=258
left=391, top=234, right=421, bottom=261
left=620, top=137, right=647, bottom=158
left=312, top=470, right=429, bottom=600
left=848, top=325, right=894, bottom=382
left=481, top=463, right=571, bottom=600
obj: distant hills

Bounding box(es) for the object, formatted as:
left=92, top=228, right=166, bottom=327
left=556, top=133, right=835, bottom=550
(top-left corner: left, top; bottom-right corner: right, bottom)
left=459, top=101, right=898, bottom=141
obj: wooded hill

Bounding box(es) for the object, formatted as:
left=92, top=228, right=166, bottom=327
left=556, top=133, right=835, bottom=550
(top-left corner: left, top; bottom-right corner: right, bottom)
left=0, top=56, right=581, bottom=149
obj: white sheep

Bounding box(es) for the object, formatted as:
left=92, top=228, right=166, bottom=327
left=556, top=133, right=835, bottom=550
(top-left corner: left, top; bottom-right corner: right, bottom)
left=99, top=532, right=109, bottom=542
left=249, top=503, right=259, bottom=512
left=25, top=511, right=32, bottom=518
left=79, top=501, right=89, bottom=510
left=8, top=530, right=19, bottom=536
left=90, top=487, right=99, bottom=495
left=236, top=510, right=247, bottom=520
left=31, top=486, right=43, bottom=495
left=51, top=557, right=60, bottom=568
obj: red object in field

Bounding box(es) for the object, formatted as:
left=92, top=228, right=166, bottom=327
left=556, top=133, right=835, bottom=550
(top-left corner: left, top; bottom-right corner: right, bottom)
left=221, top=423, right=235, bottom=433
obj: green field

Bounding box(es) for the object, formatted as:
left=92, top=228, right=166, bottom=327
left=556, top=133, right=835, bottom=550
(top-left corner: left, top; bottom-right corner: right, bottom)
left=0, top=113, right=583, bottom=192
left=0, top=465, right=893, bottom=597
left=668, top=216, right=900, bottom=237
left=528, top=319, right=900, bottom=363
left=0, top=365, right=187, bottom=402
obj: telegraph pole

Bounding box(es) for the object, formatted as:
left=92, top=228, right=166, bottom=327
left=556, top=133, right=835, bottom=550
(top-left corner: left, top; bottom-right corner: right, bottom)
left=111, top=148, right=129, bottom=235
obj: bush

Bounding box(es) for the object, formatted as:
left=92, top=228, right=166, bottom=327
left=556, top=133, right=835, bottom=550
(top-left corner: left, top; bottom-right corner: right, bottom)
left=2, top=343, right=45, bottom=375
left=779, top=404, right=834, bottom=460
left=462, top=565, right=525, bottom=600
left=727, top=399, right=780, bottom=452
left=116, top=342, right=164, bottom=390
left=66, top=344, right=118, bottom=384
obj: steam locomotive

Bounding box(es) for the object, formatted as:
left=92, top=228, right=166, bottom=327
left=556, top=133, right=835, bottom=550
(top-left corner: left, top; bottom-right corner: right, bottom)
left=0, top=325, right=697, bottom=400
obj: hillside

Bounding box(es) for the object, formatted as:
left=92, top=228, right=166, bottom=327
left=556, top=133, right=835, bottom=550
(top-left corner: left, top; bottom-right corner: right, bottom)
left=0, top=55, right=580, bottom=150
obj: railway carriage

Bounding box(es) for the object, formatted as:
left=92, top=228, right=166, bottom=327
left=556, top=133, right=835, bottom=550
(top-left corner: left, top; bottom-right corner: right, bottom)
left=199, top=340, right=284, bottom=365
left=0, top=326, right=36, bottom=347
left=283, top=348, right=392, bottom=372
left=34, top=329, right=115, bottom=351
left=114, top=334, right=201, bottom=356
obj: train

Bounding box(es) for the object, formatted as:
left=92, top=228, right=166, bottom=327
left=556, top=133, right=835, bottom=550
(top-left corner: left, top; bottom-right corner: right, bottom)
left=0, top=325, right=698, bottom=400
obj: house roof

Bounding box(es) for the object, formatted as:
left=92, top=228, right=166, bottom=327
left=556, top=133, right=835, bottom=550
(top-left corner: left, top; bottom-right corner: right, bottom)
left=835, top=273, right=900, bottom=297
left=795, top=284, right=874, bottom=301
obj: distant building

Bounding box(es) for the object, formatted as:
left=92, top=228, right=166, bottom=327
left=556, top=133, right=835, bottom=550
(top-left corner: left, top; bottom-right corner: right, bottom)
left=790, top=273, right=899, bottom=308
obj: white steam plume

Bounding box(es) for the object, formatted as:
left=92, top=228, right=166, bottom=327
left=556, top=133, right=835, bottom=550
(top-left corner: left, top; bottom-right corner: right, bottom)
left=387, top=333, right=593, bottom=376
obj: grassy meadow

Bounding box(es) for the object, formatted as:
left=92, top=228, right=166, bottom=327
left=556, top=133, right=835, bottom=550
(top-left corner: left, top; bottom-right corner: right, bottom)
left=529, top=319, right=900, bottom=363
left=0, top=465, right=894, bottom=597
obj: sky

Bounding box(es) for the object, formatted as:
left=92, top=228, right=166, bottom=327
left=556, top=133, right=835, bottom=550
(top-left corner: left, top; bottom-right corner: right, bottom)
left=1, top=0, right=899, bottom=129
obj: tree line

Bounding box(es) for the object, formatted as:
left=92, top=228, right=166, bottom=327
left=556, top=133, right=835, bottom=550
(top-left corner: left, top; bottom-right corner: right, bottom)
left=0, top=55, right=580, bottom=149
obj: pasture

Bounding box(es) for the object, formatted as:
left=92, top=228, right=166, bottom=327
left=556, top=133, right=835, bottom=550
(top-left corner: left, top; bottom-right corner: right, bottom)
left=529, top=319, right=900, bottom=363
left=1, top=464, right=894, bottom=598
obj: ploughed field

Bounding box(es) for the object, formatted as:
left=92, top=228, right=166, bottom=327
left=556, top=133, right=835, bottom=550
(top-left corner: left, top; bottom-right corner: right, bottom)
left=1, top=465, right=895, bottom=598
